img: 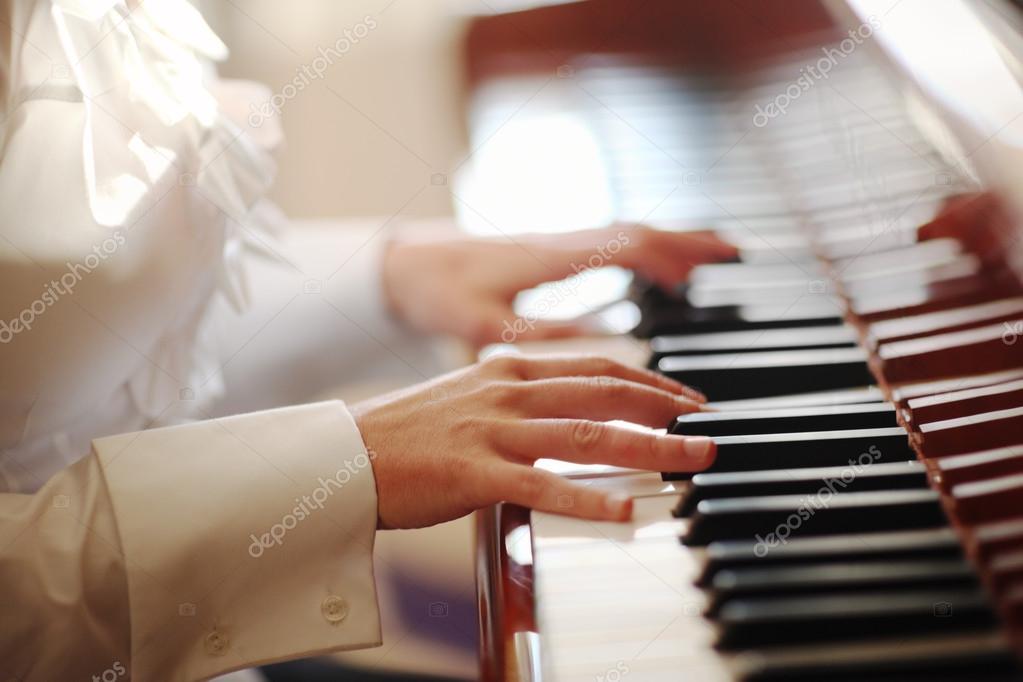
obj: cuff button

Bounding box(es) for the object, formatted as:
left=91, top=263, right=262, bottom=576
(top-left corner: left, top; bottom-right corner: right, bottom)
left=204, top=630, right=229, bottom=656
left=321, top=595, right=349, bottom=624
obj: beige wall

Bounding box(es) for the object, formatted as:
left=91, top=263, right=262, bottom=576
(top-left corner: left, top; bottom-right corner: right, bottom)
left=200, top=0, right=470, bottom=220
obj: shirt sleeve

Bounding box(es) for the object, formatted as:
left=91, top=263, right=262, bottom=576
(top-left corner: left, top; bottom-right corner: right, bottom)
left=0, top=400, right=382, bottom=682
left=207, top=218, right=441, bottom=417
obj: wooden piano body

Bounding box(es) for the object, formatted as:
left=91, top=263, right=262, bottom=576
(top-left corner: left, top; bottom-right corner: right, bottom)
left=464, top=1, right=1023, bottom=680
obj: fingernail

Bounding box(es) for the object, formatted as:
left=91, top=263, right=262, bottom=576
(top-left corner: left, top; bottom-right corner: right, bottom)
left=683, top=387, right=707, bottom=402
left=684, top=436, right=714, bottom=460
left=678, top=397, right=707, bottom=414
left=665, top=379, right=687, bottom=393
left=604, top=492, right=632, bottom=519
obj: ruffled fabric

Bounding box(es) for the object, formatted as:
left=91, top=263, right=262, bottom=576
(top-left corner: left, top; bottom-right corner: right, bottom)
left=1, top=0, right=289, bottom=488
left=50, top=0, right=279, bottom=295
left=53, top=0, right=284, bottom=420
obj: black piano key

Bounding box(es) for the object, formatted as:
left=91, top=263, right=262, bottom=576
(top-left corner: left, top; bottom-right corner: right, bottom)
left=658, top=348, right=874, bottom=401
left=633, top=298, right=842, bottom=337
left=662, top=426, right=912, bottom=480
left=715, top=588, right=997, bottom=650
left=733, top=631, right=1020, bottom=681
left=670, top=402, right=898, bottom=437
left=683, top=489, right=945, bottom=546
left=648, top=325, right=857, bottom=365
left=674, top=460, right=927, bottom=517
left=697, top=528, right=964, bottom=587
left=707, top=558, right=977, bottom=616
left=707, top=385, right=887, bottom=411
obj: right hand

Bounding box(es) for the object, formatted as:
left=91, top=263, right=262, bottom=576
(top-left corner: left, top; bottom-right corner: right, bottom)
left=351, top=354, right=715, bottom=529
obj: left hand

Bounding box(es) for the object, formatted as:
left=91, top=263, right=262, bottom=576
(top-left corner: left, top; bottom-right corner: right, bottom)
left=382, top=225, right=736, bottom=347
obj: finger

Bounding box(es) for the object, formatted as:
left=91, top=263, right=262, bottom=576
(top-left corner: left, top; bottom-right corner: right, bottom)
left=507, top=354, right=705, bottom=401
left=630, top=246, right=702, bottom=291
left=503, top=376, right=703, bottom=426
left=624, top=229, right=739, bottom=288
left=512, top=319, right=591, bottom=343
left=638, top=228, right=738, bottom=256
left=494, top=418, right=715, bottom=472
left=918, top=192, right=997, bottom=243
left=681, top=229, right=741, bottom=258
left=489, top=462, right=634, bottom=522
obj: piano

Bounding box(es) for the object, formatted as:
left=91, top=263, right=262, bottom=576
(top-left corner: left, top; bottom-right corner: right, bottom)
left=463, top=1, right=1023, bottom=680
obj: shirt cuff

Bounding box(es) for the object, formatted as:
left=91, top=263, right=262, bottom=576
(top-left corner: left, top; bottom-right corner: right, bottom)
left=93, top=400, right=381, bottom=681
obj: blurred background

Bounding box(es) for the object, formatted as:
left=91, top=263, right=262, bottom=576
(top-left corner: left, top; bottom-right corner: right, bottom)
left=202, top=0, right=465, bottom=221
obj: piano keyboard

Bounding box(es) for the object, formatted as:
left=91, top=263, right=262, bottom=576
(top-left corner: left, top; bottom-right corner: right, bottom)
left=467, top=3, right=1023, bottom=681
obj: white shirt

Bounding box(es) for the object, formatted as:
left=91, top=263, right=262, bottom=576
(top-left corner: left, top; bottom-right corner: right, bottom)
left=0, top=1, right=413, bottom=678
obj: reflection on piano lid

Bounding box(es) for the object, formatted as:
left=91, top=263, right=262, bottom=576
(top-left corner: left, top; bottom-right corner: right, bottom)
left=465, top=1, right=1023, bottom=681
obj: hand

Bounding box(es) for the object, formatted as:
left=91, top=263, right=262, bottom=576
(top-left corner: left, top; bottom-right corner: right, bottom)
left=918, top=192, right=1006, bottom=263
left=351, top=354, right=714, bottom=529
left=382, top=225, right=736, bottom=347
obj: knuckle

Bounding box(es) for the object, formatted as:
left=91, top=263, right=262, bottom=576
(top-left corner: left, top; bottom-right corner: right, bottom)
left=516, top=468, right=548, bottom=501
left=483, top=354, right=524, bottom=377
left=486, top=381, right=524, bottom=410
left=631, top=227, right=654, bottom=249
left=570, top=420, right=605, bottom=452
left=590, top=355, right=619, bottom=376
left=591, top=375, right=628, bottom=398
left=645, top=433, right=663, bottom=461
left=468, top=318, right=503, bottom=347
left=450, top=415, right=485, bottom=439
